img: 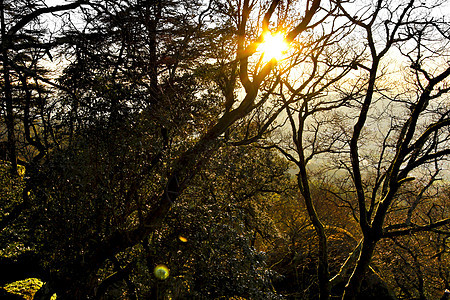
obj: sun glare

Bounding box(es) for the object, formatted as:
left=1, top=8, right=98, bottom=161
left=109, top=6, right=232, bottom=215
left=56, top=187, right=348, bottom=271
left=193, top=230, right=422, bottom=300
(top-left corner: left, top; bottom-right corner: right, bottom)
left=257, top=32, right=289, bottom=62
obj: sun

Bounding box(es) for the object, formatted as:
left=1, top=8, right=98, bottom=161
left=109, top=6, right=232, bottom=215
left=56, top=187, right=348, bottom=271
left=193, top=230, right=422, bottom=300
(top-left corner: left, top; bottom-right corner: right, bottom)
left=257, top=32, right=289, bottom=62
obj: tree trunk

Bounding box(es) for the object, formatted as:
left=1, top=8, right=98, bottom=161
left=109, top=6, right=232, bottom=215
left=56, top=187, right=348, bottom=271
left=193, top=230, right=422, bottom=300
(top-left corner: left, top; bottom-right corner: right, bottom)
left=296, top=112, right=330, bottom=300
left=0, top=0, right=17, bottom=175
left=342, top=238, right=376, bottom=300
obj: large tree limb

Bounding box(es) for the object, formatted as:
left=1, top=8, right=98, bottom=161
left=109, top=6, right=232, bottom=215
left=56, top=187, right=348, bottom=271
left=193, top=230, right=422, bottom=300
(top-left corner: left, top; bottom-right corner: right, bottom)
left=383, top=218, right=450, bottom=238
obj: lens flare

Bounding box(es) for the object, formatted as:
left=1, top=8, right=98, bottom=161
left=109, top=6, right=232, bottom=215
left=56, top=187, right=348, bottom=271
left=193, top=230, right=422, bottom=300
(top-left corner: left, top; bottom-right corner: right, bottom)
left=154, top=264, right=170, bottom=280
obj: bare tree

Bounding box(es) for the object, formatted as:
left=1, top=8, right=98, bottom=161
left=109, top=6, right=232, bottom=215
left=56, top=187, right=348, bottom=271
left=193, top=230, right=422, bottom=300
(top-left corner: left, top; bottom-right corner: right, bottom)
left=263, top=0, right=450, bottom=299
left=339, top=1, right=450, bottom=298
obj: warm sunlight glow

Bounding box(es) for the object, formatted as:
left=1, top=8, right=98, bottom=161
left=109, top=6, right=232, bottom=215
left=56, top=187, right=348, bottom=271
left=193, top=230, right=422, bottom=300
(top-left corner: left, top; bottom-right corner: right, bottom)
left=257, top=32, right=289, bottom=62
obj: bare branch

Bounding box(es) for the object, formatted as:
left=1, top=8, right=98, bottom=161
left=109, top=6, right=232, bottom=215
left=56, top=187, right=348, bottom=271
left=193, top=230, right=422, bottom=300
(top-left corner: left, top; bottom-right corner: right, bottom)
left=383, top=218, right=450, bottom=238
left=7, top=1, right=87, bottom=36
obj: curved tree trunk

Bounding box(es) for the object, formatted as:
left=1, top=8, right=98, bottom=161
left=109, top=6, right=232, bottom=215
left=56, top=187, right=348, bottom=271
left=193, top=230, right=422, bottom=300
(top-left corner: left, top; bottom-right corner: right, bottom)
left=342, top=238, right=376, bottom=300
left=296, top=111, right=330, bottom=300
